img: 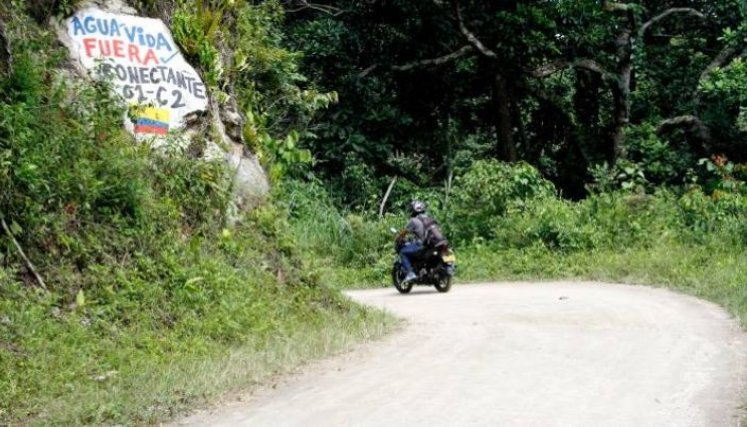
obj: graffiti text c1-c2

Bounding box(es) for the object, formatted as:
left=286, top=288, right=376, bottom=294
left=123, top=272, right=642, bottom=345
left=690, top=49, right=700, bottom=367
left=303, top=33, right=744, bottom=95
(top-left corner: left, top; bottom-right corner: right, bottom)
left=123, top=85, right=187, bottom=109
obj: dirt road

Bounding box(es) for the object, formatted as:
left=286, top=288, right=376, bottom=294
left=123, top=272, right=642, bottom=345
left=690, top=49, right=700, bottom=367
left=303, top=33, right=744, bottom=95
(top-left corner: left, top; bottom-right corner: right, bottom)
left=176, top=282, right=747, bottom=426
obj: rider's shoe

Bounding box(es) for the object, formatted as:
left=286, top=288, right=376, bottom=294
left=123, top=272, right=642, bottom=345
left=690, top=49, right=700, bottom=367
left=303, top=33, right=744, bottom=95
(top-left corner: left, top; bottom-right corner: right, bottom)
left=403, top=272, right=417, bottom=283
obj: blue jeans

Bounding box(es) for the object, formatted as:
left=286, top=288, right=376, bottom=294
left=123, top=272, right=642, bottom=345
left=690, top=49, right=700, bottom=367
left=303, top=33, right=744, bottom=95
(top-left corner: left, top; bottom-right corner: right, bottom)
left=399, top=243, right=423, bottom=274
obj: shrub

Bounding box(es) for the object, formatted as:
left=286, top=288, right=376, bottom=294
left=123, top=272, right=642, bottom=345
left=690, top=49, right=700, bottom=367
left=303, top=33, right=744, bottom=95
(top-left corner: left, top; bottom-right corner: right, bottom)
left=450, top=160, right=555, bottom=241
left=278, top=180, right=391, bottom=269
left=490, top=190, right=688, bottom=252
left=677, top=187, right=747, bottom=245
left=493, top=198, right=597, bottom=251
left=582, top=191, right=681, bottom=248
left=624, top=123, right=695, bottom=187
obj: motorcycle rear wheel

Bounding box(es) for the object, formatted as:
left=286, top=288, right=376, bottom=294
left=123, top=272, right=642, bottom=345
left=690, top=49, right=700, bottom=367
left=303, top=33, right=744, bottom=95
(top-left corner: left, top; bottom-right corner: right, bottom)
left=392, top=262, right=413, bottom=294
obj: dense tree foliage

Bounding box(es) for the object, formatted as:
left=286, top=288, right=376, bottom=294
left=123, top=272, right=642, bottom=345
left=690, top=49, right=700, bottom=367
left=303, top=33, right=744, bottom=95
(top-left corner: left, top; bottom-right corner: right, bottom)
left=280, top=0, right=747, bottom=202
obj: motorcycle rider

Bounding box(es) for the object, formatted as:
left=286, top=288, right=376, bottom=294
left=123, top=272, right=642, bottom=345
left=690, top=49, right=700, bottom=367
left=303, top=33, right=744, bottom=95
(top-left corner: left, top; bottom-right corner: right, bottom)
left=400, top=200, right=431, bottom=283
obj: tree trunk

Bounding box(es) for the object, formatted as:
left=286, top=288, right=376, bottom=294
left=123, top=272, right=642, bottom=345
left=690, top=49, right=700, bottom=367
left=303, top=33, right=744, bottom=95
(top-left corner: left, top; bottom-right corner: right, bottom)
left=610, top=83, right=628, bottom=164
left=574, top=69, right=602, bottom=160
left=509, top=82, right=526, bottom=155
left=0, top=16, right=9, bottom=76
left=609, top=9, right=634, bottom=164
left=493, top=73, right=517, bottom=161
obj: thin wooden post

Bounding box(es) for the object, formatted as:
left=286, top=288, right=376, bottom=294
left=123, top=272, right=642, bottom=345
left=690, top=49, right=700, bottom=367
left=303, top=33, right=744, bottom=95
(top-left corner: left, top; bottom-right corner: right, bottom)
left=379, top=176, right=398, bottom=218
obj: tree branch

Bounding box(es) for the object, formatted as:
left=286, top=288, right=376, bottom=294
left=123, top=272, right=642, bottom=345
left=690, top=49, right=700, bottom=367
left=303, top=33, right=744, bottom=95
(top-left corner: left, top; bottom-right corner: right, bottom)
left=531, top=59, right=615, bottom=81
left=391, top=45, right=474, bottom=71
left=638, top=8, right=706, bottom=42
left=657, top=114, right=712, bottom=143
left=692, top=45, right=745, bottom=104
left=699, top=45, right=740, bottom=83
left=283, top=0, right=345, bottom=16
left=359, top=64, right=378, bottom=78
left=1, top=218, right=48, bottom=291
left=452, top=0, right=497, bottom=59
left=604, top=2, right=635, bottom=13
left=360, top=45, right=475, bottom=77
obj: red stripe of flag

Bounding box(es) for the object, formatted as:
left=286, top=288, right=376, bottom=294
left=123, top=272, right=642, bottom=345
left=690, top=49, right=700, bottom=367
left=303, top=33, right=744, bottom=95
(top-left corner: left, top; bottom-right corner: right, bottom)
left=135, top=125, right=168, bottom=135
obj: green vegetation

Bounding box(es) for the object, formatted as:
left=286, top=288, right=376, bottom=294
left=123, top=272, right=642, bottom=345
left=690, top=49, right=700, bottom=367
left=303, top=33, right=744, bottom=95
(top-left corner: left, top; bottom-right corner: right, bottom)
left=0, top=3, right=391, bottom=425
left=4, top=0, right=747, bottom=425
left=284, top=0, right=747, bottom=202
left=171, top=0, right=337, bottom=178
left=275, top=0, right=747, bottom=333
left=282, top=163, right=747, bottom=331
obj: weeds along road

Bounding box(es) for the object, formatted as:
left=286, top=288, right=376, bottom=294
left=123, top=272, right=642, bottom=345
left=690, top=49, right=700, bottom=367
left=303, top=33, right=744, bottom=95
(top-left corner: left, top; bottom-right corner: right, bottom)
left=176, top=282, right=747, bottom=427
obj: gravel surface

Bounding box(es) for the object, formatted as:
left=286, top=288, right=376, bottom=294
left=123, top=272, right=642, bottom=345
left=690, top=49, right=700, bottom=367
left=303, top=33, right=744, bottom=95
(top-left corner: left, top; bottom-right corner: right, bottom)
left=175, top=282, right=747, bottom=427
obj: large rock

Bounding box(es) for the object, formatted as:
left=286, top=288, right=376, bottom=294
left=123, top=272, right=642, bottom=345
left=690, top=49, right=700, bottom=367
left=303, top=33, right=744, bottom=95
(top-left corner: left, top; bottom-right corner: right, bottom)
left=208, top=97, right=270, bottom=213
left=53, top=0, right=269, bottom=213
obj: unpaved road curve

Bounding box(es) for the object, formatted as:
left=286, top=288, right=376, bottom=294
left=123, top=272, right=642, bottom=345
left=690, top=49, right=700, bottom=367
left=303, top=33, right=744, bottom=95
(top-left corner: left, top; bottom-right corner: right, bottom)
left=176, top=282, right=747, bottom=427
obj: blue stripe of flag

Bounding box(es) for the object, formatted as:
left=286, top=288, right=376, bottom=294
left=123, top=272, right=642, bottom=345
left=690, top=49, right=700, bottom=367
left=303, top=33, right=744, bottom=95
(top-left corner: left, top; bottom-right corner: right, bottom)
left=136, top=118, right=169, bottom=129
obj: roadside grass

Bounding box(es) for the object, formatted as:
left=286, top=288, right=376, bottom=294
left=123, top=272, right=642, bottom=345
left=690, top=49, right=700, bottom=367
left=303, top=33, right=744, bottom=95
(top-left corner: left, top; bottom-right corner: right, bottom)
left=461, top=244, right=747, bottom=321
left=0, top=208, right=401, bottom=427
left=310, top=242, right=747, bottom=326
left=0, top=200, right=401, bottom=426
left=0, top=276, right=397, bottom=426
left=23, top=305, right=396, bottom=426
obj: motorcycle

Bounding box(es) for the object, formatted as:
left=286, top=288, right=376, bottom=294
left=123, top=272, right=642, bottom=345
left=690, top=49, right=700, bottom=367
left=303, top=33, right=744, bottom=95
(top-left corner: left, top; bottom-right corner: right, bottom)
left=390, top=228, right=456, bottom=294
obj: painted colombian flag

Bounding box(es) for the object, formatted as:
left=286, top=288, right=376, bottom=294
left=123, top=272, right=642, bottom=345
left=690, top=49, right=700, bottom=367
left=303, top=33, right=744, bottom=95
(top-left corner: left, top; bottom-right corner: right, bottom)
left=134, top=107, right=170, bottom=135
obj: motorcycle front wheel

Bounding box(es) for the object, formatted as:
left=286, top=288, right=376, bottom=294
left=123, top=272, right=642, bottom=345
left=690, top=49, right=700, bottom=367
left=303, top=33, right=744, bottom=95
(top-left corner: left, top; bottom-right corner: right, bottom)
left=434, top=274, right=452, bottom=293
left=392, top=261, right=413, bottom=294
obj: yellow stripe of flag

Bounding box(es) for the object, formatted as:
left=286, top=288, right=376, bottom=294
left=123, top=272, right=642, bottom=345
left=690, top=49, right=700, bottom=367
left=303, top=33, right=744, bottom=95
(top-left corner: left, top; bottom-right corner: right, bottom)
left=134, top=106, right=170, bottom=123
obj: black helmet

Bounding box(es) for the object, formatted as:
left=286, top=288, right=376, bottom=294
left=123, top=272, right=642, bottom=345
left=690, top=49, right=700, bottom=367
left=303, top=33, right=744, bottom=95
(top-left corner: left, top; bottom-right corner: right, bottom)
left=410, top=200, right=426, bottom=216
